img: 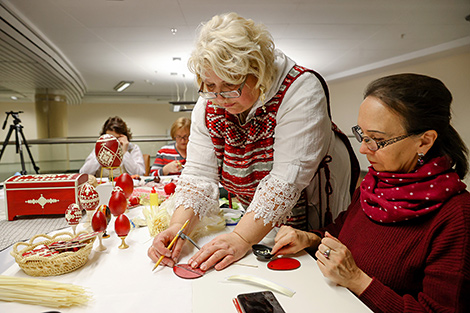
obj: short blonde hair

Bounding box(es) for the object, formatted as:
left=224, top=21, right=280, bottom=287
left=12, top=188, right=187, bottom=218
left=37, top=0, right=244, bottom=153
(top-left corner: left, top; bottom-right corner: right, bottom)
left=170, top=117, right=191, bottom=139
left=188, top=12, right=276, bottom=92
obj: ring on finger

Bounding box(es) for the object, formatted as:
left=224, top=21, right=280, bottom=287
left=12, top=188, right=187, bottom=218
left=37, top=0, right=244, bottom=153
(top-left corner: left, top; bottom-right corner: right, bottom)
left=323, top=248, right=331, bottom=259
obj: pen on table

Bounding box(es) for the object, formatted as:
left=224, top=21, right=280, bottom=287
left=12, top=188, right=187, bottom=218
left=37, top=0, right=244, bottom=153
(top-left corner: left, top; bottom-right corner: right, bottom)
left=152, top=219, right=190, bottom=271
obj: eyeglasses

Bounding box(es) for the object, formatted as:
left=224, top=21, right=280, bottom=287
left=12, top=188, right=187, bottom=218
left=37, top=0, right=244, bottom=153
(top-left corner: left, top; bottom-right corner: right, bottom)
left=175, top=135, right=189, bottom=141
left=351, top=125, right=411, bottom=151
left=198, top=79, right=246, bottom=99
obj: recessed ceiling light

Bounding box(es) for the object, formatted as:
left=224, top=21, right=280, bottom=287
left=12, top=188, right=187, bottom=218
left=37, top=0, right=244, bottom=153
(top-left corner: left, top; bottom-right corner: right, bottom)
left=171, top=28, right=177, bottom=35
left=113, top=81, right=133, bottom=92
left=10, top=96, right=18, bottom=100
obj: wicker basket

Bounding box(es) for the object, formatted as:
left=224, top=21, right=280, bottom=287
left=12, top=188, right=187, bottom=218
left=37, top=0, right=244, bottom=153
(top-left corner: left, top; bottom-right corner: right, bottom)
left=11, top=231, right=95, bottom=277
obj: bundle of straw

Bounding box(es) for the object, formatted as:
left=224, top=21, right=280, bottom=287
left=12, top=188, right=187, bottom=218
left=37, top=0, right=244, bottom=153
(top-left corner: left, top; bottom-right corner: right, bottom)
left=0, top=275, right=92, bottom=308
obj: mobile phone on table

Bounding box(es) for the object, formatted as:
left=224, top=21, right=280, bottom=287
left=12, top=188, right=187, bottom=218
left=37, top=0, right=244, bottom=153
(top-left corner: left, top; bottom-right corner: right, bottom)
left=234, top=291, right=285, bottom=313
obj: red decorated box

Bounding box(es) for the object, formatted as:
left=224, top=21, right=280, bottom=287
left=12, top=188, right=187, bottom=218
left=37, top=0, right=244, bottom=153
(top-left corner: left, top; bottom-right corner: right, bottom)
left=4, top=173, right=88, bottom=221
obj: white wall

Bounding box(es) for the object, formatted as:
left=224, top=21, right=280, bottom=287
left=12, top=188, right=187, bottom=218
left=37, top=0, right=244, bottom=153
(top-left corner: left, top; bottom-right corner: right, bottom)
left=67, top=102, right=191, bottom=139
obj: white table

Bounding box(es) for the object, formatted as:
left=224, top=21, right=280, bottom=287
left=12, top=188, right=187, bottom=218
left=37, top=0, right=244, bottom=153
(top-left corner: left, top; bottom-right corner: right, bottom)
left=0, top=203, right=371, bottom=313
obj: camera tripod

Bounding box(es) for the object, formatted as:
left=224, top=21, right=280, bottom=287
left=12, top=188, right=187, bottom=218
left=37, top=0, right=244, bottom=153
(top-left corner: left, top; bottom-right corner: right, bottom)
left=0, top=111, right=40, bottom=175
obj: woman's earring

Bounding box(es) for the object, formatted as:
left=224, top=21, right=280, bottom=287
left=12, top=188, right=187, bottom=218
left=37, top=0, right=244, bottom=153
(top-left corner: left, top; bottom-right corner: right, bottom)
left=417, top=152, right=425, bottom=165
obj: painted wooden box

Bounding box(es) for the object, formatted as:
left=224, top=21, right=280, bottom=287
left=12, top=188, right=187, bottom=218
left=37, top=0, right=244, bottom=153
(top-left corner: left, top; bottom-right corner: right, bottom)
left=4, top=173, right=88, bottom=221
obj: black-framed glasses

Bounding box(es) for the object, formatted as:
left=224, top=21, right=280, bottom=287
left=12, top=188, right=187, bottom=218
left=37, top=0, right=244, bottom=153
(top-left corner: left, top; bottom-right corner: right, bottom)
left=175, top=135, right=189, bottom=141
left=351, top=125, right=411, bottom=151
left=198, top=79, right=246, bottom=99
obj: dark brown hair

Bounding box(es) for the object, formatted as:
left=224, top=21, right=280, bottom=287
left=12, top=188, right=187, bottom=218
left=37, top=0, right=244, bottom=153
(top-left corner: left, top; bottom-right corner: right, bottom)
left=364, top=73, right=468, bottom=179
left=100, top=116, right=132, bottom=140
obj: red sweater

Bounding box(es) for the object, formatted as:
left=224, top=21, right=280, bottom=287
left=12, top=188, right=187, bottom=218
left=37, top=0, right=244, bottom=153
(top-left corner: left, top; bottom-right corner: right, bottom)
left=322, top=189, right=470, bottom=312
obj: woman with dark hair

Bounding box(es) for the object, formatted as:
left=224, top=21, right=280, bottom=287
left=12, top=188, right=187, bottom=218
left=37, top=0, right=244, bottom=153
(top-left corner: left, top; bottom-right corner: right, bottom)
left=80, top=116, right=145, bottom=177
left=271, top=73, right=470, bottom=312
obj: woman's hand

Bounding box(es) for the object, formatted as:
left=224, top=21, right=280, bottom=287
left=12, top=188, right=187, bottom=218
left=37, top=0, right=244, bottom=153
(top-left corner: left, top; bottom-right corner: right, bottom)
left=315, top=232, right=372, bottom=295
left=188, top=231, right=251, bottom=271
left=163, top=160, right=182, bottom=175
left=147, top=223, right=186, bottom=267
left=116, top=134, right=130, bottom=152
left=271, top=226, right=320, bottom=256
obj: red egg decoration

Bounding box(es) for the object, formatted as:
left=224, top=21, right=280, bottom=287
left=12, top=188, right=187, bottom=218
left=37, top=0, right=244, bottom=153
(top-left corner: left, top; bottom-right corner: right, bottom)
left=115, top=173, right=134, bottom=198
left=115, top=214, right=131, bottom=237
left=111, top=185, right=124, bottom=195
left=97, top=204, right=111, bottom=225
left=92, top=210, right=107, bottom=232
left=65, top=203, right=81, bottom=226
left=164, top=182, right=176, bottom=195
left=108, top=191, right=127, bottom=216
left=95, top=134, right=124, bottom=168
left=129, top=196, right=140, bottom=207
left=78, top=183, right=100, bottom=211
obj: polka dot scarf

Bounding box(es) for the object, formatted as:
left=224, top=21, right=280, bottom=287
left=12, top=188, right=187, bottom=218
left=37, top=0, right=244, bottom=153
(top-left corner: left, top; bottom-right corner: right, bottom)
left=360, top=156, right=467, bottom=223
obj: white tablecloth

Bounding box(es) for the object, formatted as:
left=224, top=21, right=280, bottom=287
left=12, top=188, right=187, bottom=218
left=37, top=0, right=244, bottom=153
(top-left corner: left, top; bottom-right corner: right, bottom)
left=0, top=203, right=371, bottom=313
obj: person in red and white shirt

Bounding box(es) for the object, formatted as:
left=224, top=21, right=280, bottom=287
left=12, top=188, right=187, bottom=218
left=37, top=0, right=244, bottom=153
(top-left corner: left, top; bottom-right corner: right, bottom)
left=150, top=117, right=190, bottom=176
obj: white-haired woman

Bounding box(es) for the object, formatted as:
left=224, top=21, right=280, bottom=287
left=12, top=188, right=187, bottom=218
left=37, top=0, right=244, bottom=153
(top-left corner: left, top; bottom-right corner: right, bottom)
left=148, top=12, right=358, bottom=271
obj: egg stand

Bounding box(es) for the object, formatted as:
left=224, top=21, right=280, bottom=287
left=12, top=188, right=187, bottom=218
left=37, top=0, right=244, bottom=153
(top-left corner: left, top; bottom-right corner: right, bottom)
left=99, top=166, right=122, bottom=185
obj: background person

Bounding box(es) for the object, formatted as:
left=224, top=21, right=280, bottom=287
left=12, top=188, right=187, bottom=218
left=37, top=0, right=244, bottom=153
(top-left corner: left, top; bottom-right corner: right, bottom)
left=148, top=12, right=358, bottom=271
left=150, top=117, right=190, bottom=176
left=271, top=73, right=470, bottom=312
left=80, top=116, right=145, bottom=178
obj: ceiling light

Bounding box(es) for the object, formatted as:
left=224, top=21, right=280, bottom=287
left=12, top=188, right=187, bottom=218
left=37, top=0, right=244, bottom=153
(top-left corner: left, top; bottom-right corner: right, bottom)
left=10, top=96, right=18, bottom=100
left=113, top=81, right=133, bottom=92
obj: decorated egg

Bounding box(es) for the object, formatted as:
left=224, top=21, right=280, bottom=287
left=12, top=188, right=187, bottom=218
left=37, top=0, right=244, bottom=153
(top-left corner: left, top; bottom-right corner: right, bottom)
left=65, top=203, right=81, bottom=225
left=115, top=173, right=134, bottom=198
left=97, top=204, right=111, bottom=225
left=108, top=190, right=127, bottom=216
left=111, top=185, right=124, bottom=195
left=115, top=214, right=131, bottom=237
left=129, top=196, right=140, bottom=207
left=95, top=134, right=123, bottom=168
left=78, top=183, right=100, bottom=212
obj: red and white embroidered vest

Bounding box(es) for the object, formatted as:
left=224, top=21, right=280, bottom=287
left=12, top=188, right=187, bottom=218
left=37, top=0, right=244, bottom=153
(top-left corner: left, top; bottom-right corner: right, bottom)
left=205, top=65, right=314, bottom=229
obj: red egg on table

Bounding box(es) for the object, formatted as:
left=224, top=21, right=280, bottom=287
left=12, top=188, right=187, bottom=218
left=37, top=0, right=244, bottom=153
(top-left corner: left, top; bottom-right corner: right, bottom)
left=65, top=203, right=81, bottom=226
left=92, top=210, right=107, bottom=232
left=111, top=185, right=124, bottom=195
left=95, top=134, right=123, bottom=168
left=78, top=183, right=100, bottom=212
left=92, top=210, right=108, bottom=251
left=164, top=182, right=176, bottom=195
left=115, top=214, right=131, bottom=237
left=129, top=196, right=140, bottom=207
left=115, top=173, right=134, bottom=198
left=108, top=191, right=127, bottom=216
